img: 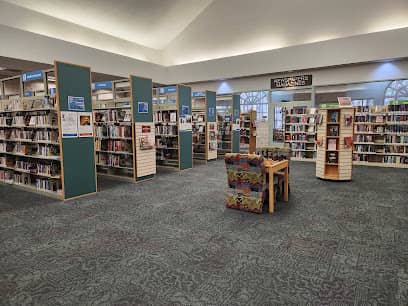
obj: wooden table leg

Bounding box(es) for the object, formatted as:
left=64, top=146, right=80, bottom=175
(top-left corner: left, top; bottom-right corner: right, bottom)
left=284, top=166, right=289, bottom=202
left=269, top=171, right=274, bottom=213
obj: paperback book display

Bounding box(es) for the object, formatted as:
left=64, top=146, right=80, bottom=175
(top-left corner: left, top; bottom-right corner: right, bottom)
left=284, top=106, right=318, bottom=161
left=353, top=101, right=408, bottom=168
left=316, top=107, right=354, bottom=181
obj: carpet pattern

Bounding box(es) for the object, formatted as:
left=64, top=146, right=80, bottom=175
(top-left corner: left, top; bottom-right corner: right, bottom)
left=0, top=161, right=407, bottom=305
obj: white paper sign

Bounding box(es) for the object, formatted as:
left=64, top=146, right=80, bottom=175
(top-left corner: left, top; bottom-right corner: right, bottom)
left=78, top=112, right=93, bottom=137
left=179, top=115, right=192, bottom=131
left=337, top=97, right=352, bottom=108
left=232, top=123, right=240, bottom=131
left=61, top=111, right=78, bottom=138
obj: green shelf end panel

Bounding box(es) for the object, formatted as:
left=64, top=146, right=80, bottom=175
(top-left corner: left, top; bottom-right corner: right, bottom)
left=55, top=61, right=96, bottom=199
left=178, top=84, right=193, bottom=170
left=131, top=75, right=153, bottom=122
left=206, top=91, right=216, bottom=123
left=232, top=94, right=241, bottom=153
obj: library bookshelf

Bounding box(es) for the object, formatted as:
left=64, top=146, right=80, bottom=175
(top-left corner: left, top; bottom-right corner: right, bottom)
left=192, top=91, right=217, bottom=161
left=92, top=76, right=156, bottom=181
left=153, top=85, right=192, bottom=170
left=216, top=94, right=240, bottom=156
left=0, top=62, right=97, bottom=200
left=316, top=107, right=354, bottom=181
left=284, top=106, right=317, bottom=161
left=353, top=100, right=408, bottom=169
left=93, top=79, right=134, bottom=180
left=240, top=110, right=257, bottom=153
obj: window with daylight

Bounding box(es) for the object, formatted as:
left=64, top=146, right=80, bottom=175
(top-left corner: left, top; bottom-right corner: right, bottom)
left=384, top=80, right=408, bottom=105
left=240, top=91, right=268, bottom=119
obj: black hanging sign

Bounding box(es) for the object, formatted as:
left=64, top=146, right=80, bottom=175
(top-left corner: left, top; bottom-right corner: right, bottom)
left=271, top=74, right=312, bottom=89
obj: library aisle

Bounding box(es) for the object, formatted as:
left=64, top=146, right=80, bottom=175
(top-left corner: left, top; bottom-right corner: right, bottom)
left=0, top=160, right=406, bottom=305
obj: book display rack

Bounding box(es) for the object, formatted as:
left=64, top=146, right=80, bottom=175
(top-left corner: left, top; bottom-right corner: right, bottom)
left=153, top=85, right=192, bottom=170
left=192, top=91, right=217, bottom=161
left=284, top=106, right=318, bottom=161
left=93, top=76, right=156, bottom=181
left=216, top=94, right=240, bottom=156
left=240, top=110, right=256, bottom=153
left=0, top=62, right=97, bottom=200
left=353, top=100, right=408, bottom=168
left=316, top=107, right=354, bottom=180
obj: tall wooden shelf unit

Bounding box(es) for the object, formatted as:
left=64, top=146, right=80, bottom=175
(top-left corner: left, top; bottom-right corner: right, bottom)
left=284, top=106, right=318, bottom=161
left=93, top=79, right=134, bottom=180
left=92, top=76, right=156, bottom=181
left=0, top=62, right=97, bottom=200
left=240, top=110, right=257, bottom=153
left=153, top=85, right=192, bottom=170
left=316, top=107, right=354, bottom=181
left=353, top=101, right=408, bottom=168
left=216, top=94, right=240, bottom=156
left=192, top=90, right=217, bottom=161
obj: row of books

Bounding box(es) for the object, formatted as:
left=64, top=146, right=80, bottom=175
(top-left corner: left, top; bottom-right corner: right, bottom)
left=354, top=145, right=406, bottom=154
left=287, top=107, right=317, bottom=115
left=385, top=135, right=408, bottom=144
left=291, top=143, right=316, bottom=150
left=0, top=96, right=57, bottom=112
left=0, top=143, right=59, bottom=156
left=155, top=125, right=178, bottom=135
left=0, top=114, right=58, bottom=127
left=94, top=109, right=131, bottom=123
left=0, top=157, right=60, bottom=176
left=94, top=125, right=132, bottom=138
left=388, top=104, right=408, bottom=112
left=156, top=138, right=178, bottom=149
left=96, top=153, right=133, bottom=168
left=0, top=170, right=61, bottom=192
left=154, top=111, right=177, bottom=123
left=0, top=129, right=59, bottom=142
left=286, top=125, right=315, bottom=132
left=95, top=140, right=132, bottom=153
left=285, top=134, right=315, bottom=141
left=285, top=116, right=315, bottom=124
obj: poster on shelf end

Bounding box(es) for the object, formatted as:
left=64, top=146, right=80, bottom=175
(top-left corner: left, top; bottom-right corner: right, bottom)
left=78, top=112, right=93, bottom=137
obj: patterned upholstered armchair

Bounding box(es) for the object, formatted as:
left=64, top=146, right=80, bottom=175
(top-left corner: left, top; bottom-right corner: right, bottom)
left=224, top=153, right=268, bottom=213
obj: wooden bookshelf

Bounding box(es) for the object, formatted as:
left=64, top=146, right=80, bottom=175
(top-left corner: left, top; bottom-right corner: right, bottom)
left=216, top=94, right=240, bottom=156
left=93, top=80, right=134, bottom=180
left=353, top=101, right=408, bottom=168
left=93, top=77, right=156, bottom=181
left=239, top=110, right=256, bottom=153
left=192, top=91, right=217, bottom=161
left=0, top=63, right=97, bottom=200
left=316, top=107, right=354, bottom=181
left=284, top=106, right=317, bottom=161
left=153, top=85, right=192, bottom=170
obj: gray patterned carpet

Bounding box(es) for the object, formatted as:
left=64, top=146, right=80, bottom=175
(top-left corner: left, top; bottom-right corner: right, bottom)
left=0, top=160, right=407, bottom=305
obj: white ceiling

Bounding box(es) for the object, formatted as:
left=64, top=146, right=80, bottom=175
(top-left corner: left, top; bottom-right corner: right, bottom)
left=1, top=0, right=408, bottom=67
left=5, top=0, right=213, bottom=50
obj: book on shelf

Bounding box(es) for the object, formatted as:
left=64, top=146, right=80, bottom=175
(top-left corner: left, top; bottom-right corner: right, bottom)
left=327, top=139, right=337, bottom=151
left=329, top=111, right=339, bottom=123
left=326, top=152, right=338, bottom=164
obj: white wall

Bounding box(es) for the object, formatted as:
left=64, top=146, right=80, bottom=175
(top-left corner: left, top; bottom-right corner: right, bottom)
left=188, top=60, right=408, bottom=94
left=0, top=25, right=167, bottom=84
left=167, top=27, right=408, bottom=84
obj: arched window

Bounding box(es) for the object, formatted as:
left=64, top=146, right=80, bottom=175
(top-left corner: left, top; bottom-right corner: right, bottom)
left=240, top=91, right=268, bottom=119
left=384, top=80, right=408, bottom=105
